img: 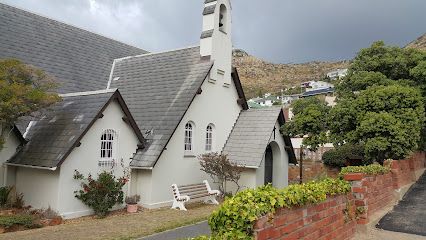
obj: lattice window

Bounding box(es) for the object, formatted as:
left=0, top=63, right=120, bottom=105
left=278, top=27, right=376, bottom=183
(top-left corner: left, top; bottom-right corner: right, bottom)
left=100, top=129, right=117, bottom=168
left=184, top=123, right=193, bottom=152
left=205, top=124, right=214, bottom=151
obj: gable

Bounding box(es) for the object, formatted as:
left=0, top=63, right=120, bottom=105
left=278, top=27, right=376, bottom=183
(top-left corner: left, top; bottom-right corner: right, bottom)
left=7, top=90, right=144, bottom=169
left=109, top=46, right=214, bottom=168
left=223, top=107, right=297, bottom=167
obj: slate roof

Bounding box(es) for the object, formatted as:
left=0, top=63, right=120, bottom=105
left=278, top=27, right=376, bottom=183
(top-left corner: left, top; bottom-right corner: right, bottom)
left=0, top=3, right=147, bottom=94
left=109, top=47, right=214, bottom=168
left=7, top=90, right=144, bottom=169
left=203, top=4, right=217, bottom=15
left=223, top=107, right=296, bottom=167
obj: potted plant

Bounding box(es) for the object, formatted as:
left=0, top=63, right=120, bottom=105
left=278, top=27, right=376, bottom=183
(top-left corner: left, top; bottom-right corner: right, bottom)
left=125, top=195, right=140, bottom=213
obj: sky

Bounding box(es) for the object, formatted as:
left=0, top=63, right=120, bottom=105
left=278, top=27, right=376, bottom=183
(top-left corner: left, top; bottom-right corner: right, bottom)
left=1, top=0, right=425, bottom=63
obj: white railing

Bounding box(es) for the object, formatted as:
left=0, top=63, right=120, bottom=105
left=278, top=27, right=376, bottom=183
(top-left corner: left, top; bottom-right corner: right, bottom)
left=98, top=159, right=116, bottom=169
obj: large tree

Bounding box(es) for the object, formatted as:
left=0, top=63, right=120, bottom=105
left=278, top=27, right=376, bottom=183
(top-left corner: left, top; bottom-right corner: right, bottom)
left=282, top=97, right=330, bottom=151
left=0, top=59, right=60, bottom=149
left=286, top=41, right=426, bottom=164
left=330, top=85, right=424, bottom=163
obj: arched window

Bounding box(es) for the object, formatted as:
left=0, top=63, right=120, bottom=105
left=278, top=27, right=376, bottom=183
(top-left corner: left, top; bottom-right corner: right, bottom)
left=205, top=124, right=214, bottom=151
left=100, top=129, right=117, bottom=167
left=219, top=4, right=227, bottom=33
left=184, top=122, right=194, bottom=152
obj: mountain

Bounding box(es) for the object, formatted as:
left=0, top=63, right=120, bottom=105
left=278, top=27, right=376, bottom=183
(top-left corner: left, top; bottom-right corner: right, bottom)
left=406, top=33, right=426, bottom=52
left=234, top=32, right=426, bottom=99
left=233, top=49, right=350, bottom=99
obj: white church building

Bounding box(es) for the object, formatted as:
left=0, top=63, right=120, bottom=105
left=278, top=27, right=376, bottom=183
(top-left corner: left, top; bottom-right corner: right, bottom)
left=0, top=1, right=296, bottom=219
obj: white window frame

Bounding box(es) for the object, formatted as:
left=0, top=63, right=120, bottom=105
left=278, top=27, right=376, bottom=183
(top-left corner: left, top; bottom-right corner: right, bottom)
left=184, top=122, right=194, bottom=155
left=205, top=124, right=214, bottom=152
left=100, top=129, right=118, bottom=168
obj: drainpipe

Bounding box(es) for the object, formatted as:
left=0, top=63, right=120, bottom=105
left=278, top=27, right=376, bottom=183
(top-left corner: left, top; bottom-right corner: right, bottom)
left=3, top=164, right=7, bottom=187
left=299, top=145, right=304, bottom=184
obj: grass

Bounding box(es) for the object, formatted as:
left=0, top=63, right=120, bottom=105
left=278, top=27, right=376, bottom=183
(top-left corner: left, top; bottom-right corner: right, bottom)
left=0, top=203, right=217, bottom=240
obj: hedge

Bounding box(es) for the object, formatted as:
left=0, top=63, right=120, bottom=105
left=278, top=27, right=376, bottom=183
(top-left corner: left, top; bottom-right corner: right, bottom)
left=322, top=143, right=367, bottom=167
left=340, top=164, right=391, bottom=176
left=0, top=214, right=36, bottom=228
left=207, top=178, right=351, bottom=239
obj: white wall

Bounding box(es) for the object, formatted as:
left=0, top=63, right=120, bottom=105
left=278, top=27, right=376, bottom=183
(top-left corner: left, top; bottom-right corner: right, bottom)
left=15, top=167, right=59, bottom=210
left=0, top=129, right=20, bottom=186
left=57, top=100, right=140, bottom=219
left=138, top=71, right=242, bottom=208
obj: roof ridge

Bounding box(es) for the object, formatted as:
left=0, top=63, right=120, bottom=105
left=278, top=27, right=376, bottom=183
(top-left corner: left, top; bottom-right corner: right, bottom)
left=59, top=88, right=117, bottom=97
left=114, top=45, right=201, bottom=62
left=0, top=2, right=147, bottom=52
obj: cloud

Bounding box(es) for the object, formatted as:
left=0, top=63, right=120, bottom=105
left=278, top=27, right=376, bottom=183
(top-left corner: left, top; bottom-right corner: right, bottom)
left=1, top=0, right=425, bottom=63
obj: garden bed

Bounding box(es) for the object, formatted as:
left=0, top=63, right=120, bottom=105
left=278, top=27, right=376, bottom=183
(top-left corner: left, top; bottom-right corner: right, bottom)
left=0, top=203, right=217, bottom=240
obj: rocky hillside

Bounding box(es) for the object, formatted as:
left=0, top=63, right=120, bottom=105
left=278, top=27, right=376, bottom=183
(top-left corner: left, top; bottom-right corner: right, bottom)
left=233, top=49, right=350, bottom=98
left=235, top=32, right=426, bottom=99
left=406, top=33, right=426, bottom=52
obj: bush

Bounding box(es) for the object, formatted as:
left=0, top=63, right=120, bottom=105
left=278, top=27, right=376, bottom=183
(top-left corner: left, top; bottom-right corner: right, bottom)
left=0, top=186, right=11, bottom=207
left=199, top=153, right=243, bottom=194
left=73, top=170, right=128, bottom=217
left=322, top=144, right=367, bottom=167
left=208, top=178, right=351, bottom=239
left=0, top=214, right=37, bottom=228
left=340, top=164, right=391, bottom=176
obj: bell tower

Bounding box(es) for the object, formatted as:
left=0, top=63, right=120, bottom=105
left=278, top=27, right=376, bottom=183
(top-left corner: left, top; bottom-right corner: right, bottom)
left=200, top=0, right=232, bottom=87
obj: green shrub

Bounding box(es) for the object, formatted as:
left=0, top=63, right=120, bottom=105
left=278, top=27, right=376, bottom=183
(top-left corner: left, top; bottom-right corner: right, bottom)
left=322, top=144, right=368, bottom=167
left=340, top=164, right=390, bottom=175
left=0, top=186, right=11, bottom=207
left=208, top=178, right=351, bottom=239
left=0, top=214, right=36, bottom=228
left=73, top=170, right=128, bottom=217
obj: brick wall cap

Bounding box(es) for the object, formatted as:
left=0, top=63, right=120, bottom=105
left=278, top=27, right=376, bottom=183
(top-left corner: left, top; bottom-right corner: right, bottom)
left=343, top=173, right=365, bottom=181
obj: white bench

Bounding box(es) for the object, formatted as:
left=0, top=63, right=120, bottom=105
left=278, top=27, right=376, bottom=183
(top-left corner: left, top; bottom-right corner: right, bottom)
left=171, top=180, right=220, bottom=211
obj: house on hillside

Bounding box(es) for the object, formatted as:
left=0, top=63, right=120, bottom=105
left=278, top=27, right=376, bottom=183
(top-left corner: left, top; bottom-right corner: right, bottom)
left=0, top=1, right=296, bottom=219
left=326, top=69, right=348, bottom=80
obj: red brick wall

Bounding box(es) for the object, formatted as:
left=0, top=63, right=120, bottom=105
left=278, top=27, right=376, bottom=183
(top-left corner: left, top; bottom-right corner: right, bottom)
left=253, top=195, right=356, bottom=240
left=253, top=153, right=426, bottom=239
left=344, top=173, right=394, bottom=224
left=390, top=152, right=426, bottom=189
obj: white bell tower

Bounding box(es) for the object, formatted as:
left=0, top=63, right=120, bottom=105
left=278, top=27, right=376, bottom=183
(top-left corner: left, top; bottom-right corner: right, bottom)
left=200, top=0, right=232, bottom=87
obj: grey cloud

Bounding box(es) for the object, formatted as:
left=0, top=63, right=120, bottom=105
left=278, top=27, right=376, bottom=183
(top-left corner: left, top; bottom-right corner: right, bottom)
left=1, top=0, right=425, bottom=63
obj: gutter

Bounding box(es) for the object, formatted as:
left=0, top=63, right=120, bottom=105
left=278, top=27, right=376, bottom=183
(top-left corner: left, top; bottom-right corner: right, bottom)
left=130, top=166, right=153, bottom=170
left=5, top=163, right=57, bottom=171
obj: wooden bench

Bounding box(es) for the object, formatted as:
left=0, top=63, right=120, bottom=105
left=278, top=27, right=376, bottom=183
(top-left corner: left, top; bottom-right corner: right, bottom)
left=171, top=180, right=220, bottom=211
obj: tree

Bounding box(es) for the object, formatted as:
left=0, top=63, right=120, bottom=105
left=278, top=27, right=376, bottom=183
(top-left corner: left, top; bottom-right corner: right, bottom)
left=282, top=97, right=330, bottom=151
left=199, top=153, right=243, bottom=195
left=330, top=84, right=425, bottom=163
left=349, top=41, right=426, bottom=81
left=0, top=59, right=60, bottom=149
left=287, top=42, right=426, bottom=164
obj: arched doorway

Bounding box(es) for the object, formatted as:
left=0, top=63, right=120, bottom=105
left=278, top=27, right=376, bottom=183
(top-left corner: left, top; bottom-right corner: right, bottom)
left=264, top=145, right=273, bottom=185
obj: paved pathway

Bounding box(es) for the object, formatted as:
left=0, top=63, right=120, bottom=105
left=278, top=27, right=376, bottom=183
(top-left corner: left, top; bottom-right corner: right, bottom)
left=140, top=221, right=210, bottom=240
left=377, top=172, right=426, bottom=236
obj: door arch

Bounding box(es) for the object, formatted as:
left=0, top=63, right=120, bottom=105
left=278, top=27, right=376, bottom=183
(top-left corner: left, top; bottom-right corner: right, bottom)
left=264, top=145, right=273, bottom=185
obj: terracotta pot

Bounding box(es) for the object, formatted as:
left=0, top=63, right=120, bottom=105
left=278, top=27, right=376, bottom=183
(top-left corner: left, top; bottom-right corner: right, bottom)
left=49, top=217, right=63, bottom=226
left=127, top=204, right=138, bottom=213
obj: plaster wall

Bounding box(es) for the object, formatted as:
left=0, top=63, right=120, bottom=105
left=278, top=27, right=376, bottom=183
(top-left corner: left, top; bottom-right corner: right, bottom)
left=57, top=100, right=140, bottom=219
